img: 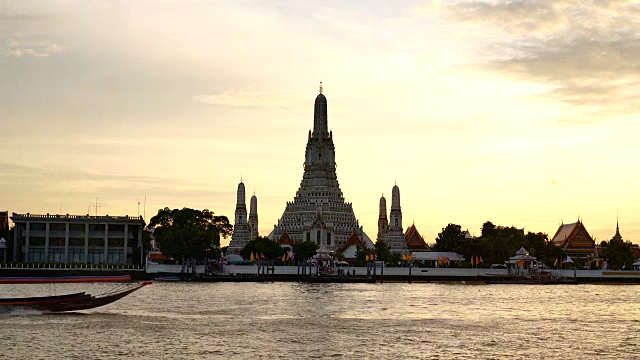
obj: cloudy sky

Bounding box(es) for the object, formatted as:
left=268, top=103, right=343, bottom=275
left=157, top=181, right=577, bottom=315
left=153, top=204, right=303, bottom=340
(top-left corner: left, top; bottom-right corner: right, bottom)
left=2, top=0, right=639, bottom=246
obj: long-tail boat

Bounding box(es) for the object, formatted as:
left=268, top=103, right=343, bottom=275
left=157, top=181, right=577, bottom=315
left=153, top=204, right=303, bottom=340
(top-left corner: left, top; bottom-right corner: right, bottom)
left=0, top=276, right=151, bottom=312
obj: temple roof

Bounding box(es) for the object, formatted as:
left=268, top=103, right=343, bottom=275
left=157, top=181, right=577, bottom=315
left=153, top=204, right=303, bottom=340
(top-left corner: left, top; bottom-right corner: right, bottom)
left=279, top=230, right=294, bottom=247
left=336, top=231, right=364, bottom=255
left=551, top=222, right=579, bottom=245
left=404, top=223, right=428, bottom=250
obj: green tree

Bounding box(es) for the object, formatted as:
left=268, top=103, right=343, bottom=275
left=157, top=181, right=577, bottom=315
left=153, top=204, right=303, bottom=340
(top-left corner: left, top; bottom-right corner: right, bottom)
left=602, top=238, right=635, bottom=270
left=241, top=236, right=284, bottom=260
left=293, top=241, right=319, bottom=262
left=149, top=207, right=231, bottom=277
left=434, top=224, right=466, bottom=253
left=355, top=245, right=370, bottom=266
left=374, top=239, right=392, bottom=263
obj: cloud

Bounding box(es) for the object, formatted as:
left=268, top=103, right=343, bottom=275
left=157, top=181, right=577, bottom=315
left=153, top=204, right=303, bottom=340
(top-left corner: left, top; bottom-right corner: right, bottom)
left=192, top=89, right=301, bottom=108
left=0, top=38, right=67, bottom=57
left=429, top=0, right=640, bottom=120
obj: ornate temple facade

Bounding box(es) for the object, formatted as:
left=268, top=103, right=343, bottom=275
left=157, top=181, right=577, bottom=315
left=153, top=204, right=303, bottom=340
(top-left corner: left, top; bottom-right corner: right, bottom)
left=228, top=180, right=258, bottom=254
left=381, top=184, right=409, bottom=253
left=550, top=220, right=596, bottom=260
left=377, top=194, right=388, bottom=243
left=268, top=84, right=372, bottom=251
left=377, top=185, right=425, bottom=253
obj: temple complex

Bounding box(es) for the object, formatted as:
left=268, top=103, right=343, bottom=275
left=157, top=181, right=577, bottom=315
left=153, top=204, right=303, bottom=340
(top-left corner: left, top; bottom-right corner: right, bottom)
left=268, top=83, right=373, bottom=251
left=550, top=220, right=596, bottom=260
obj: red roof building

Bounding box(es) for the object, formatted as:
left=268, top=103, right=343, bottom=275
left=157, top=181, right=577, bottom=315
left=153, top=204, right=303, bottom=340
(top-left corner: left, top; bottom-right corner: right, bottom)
left=550, top=220, right=596, bottom=260
left=335, top=231, right=365, bottom=263
left=278, top=230, right=295, bottom=248
left=404, top=223, right=429, bottom=250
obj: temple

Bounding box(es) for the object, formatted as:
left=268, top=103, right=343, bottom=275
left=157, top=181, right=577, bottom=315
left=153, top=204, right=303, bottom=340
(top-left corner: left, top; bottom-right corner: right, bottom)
left=550, top=220, right=596, bottom=260
left=269, top=83, right=373, bottom=251
left=228, top=180, right=257, bottom=254
left=404, top=223, right=429, bottom=250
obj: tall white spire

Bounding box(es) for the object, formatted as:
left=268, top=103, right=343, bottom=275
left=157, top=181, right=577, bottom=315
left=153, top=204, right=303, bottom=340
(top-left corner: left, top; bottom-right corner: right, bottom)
left=249, top=192, right=258, bottom=240
left=229, top=179, right=250, bottom=254
left=387, top=183, right=407, bottom=253
left=377, top=193, right=388, bottom=243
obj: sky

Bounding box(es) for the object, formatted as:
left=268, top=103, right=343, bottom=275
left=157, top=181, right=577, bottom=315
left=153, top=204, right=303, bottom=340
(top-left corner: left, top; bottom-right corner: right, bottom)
left=1, top=0, right=639, bottom=247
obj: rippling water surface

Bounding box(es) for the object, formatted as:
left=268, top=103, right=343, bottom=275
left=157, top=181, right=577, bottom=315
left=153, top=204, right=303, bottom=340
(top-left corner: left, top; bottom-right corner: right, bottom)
left=1, top=282, right=639, bottom=359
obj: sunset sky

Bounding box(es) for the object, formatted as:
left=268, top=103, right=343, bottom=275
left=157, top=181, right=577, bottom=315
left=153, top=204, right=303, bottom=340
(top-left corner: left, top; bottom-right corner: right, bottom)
left=2, top=1, right=639, bottom=247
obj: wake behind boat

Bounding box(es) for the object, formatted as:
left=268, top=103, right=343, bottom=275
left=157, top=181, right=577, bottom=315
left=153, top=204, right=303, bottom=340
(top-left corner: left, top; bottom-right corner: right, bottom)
left=0, top=276, right=151, bottom=312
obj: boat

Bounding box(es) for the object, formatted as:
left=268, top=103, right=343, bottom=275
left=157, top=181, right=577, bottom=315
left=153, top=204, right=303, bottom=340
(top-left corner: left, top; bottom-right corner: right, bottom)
left=0, top=276, right=151, bottom=312
left=0, top=275, right=133, bottom=284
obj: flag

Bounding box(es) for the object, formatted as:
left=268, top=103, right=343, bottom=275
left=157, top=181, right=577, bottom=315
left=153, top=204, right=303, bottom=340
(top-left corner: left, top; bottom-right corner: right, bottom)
left=559, top=258, right=563, bottom=267
left=261, top=253, right=265, bottom=259
left=471, top=256, right=475, bottom=266
left=250, top=252, right=255, bottom=261
left=479, top=256, right=483, bottom=264
left=282, top=254, right=286, bottom=262
left=554, top=258, right=558, bottom=266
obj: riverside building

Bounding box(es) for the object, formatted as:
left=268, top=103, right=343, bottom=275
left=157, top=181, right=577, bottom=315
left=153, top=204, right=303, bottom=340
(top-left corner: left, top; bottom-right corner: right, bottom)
left=268, top=83, right=373, bottom=250
left=10, top=213, right=146, bottom=264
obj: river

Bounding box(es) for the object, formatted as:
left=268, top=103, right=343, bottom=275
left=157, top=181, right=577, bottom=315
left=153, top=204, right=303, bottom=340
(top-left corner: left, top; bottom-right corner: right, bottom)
left=1, top=282, right=639, bottom=359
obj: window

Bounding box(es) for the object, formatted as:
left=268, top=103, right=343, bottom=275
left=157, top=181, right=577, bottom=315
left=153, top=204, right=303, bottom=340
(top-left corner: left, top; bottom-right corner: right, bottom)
left=30, top=237, right=45, bottom=246
left=317, top=230, right=321, bottom=245
left=28, top=248, right=45, bottom=262
left=48, top=248, right=65, bottom=263
left=89, top=224, right=105, bottom=232
left=50, top=223, right=66, bottom=231
left=107, top=249, right=125, bottom=264
left=109, top=238, right=124, bottom=247
left=31, top=223, right=46, bottom=231
left=70, top=224, right=85, bottom=232
left=327, top=233, right=332, bottom=246
left=68, top=248, right=84, bottom=263
left=306, top=232, right=310, bottom=241
left=88, top=249, right=104, bottom=264
left=89, top=238, right=104, bottom=247
left=69, top=237, right=84, bottom=247
left=50, top=237, right=65, bottom=246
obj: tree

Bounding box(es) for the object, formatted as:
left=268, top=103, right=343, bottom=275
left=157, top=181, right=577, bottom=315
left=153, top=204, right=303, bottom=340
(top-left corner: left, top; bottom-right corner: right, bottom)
left=434, top=224, right=466, bottom=253
left=374, top=239, right=392, bottom=263
left=355, top=245, right=370, bottom=266
left=241, top=236, right=283, bottom=260
left=293, top=241, right=319, bottom=262
left=602, top=237, right=635, bottom=270
left=149, top=207, right=231, bottom=278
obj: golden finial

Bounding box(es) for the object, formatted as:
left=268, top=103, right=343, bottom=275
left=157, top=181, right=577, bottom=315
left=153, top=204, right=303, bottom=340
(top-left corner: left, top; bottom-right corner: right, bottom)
left=319, top=81, right=323, bottom=94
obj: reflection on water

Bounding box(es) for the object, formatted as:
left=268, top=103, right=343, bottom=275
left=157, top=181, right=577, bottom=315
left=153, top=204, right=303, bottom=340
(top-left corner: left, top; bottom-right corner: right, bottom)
left=1, top=282, right=639, bottom=359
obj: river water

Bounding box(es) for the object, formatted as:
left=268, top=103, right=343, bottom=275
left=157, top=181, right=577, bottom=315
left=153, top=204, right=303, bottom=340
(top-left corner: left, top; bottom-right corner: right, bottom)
left=1, top=282, right=639, bottom=359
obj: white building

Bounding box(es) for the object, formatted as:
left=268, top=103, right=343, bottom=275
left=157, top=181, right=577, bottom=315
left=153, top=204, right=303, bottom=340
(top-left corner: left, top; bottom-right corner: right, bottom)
left=10, top=213, right=145, bottom=264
